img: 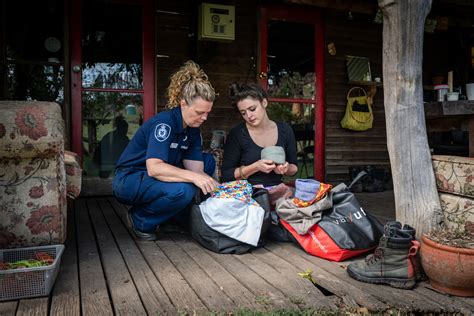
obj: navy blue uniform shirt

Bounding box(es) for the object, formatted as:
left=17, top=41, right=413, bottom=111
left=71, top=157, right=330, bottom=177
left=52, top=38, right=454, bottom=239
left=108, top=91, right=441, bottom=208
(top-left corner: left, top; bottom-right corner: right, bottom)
left=115, top=107, right=203, bottom=170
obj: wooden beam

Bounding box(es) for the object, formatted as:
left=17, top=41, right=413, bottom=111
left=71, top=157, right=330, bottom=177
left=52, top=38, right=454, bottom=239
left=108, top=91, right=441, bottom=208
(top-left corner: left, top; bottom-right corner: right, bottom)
left=284, top=0, right=377, bottom=14
left=0, top=1, right=5, bottom=99
left=380, top=0, right=442, bottom=236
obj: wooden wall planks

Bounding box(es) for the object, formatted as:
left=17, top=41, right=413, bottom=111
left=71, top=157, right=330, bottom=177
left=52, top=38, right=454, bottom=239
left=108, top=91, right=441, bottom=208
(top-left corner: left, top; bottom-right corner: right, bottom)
left=154, top=2, right=391, bottom=183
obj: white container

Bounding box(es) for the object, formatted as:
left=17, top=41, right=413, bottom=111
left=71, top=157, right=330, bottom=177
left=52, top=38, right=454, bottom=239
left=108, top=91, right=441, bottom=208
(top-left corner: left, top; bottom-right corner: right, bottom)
left=466, top=83, right=474, bottom=100
left=446, top=92, right=459, bottom=101
left=434, top=84, right=449, bottom=101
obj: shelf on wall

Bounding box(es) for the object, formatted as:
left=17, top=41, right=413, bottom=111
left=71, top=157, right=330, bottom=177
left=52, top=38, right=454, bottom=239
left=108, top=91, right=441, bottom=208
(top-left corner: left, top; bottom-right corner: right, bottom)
left=348, top=80, right=383, bottom=88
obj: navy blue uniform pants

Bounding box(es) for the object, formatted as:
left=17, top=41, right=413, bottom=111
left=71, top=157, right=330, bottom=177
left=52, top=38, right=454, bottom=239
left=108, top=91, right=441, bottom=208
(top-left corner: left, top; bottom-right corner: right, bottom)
left=113, top=154, right=216, bottom=233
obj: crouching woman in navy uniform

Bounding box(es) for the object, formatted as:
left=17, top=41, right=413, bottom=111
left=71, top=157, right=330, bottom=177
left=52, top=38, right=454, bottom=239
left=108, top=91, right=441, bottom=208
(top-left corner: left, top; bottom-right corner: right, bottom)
left=113, top=61, right=219, bottom=241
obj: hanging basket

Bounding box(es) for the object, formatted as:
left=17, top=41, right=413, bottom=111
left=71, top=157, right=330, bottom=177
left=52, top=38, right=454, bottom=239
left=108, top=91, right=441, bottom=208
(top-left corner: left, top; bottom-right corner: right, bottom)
left=340, top=86, right=374, bottom=131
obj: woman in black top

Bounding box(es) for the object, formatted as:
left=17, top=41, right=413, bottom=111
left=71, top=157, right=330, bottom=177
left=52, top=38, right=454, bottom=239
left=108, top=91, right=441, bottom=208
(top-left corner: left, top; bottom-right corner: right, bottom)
left=222, top=82, right=298, bottom=187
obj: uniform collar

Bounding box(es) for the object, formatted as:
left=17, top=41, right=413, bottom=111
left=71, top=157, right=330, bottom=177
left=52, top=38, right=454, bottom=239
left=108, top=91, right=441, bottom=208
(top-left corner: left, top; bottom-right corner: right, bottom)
left=171, top=106, right=185, bottom=134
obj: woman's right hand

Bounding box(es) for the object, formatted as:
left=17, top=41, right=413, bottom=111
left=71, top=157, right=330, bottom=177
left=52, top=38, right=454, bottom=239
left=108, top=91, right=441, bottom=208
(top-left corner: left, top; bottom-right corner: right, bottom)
left=254, top=159, right=276, bottom=174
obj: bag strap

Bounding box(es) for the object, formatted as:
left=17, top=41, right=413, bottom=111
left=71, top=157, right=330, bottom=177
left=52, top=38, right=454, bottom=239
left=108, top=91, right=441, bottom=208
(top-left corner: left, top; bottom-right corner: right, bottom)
left=348, top=170, right=368, bottom=189
left=346, top=87, right=367, bottom=100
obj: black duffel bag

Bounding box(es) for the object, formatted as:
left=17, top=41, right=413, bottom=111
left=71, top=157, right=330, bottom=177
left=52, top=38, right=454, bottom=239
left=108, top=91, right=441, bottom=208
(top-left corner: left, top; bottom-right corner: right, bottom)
left=280, top=172, right=384, bottom=261
left=190, top=187, right=271, bottom=254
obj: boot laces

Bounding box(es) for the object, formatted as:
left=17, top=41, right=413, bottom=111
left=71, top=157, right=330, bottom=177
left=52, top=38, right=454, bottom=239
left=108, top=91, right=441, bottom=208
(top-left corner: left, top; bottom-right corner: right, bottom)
left=366, top=247, right=384, bottom=265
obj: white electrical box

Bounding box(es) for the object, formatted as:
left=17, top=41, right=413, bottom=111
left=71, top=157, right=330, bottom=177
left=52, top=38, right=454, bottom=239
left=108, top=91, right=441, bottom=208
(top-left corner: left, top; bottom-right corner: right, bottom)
left=198, top=3, right=235, bottom=41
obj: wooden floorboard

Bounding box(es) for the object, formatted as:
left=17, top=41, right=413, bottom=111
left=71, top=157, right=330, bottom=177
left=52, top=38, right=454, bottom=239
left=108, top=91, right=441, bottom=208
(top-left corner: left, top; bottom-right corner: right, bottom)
left=2, top=193, right=474, bottom=315
left=203, top=243, right=301, bottom=311
left=110, top=198, right=209, bottom=314
left=87, top=199, right=147, bottom=315
left=249, top=247, right=340, bottom=311
left=156, top=234, right=237, bottom=312
left=170, top=233, right=268, bottom=312
left=234, top=247, right=336, bottom=311
left=280, top=242, right=453, bottom=313
left=49, top=201, right=80, bottom=316
left=75, top=199, right=113, bottom=315
left=100, top=198, right=176, bottom=315
left=264, top=241, right=388, bottom=311
left=0, top=301, right=17, bottom=316
left=16, top=298, right=48, bottom=316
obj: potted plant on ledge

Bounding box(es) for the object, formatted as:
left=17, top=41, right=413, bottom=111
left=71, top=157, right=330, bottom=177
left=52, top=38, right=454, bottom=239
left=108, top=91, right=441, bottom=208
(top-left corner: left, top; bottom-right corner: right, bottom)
left=420, top=222, right=474, bottom=297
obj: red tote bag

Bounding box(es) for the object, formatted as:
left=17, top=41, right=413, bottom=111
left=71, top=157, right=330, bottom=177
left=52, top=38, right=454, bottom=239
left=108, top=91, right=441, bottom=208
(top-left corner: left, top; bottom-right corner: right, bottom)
left=280, top=183, right=384, bottom=262
left=281, top=219, right=376, bottom=261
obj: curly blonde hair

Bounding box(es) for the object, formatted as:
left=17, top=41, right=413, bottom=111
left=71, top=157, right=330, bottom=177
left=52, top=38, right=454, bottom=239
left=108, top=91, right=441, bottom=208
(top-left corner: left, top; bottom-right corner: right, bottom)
left=166, top=60, right=216, bottom=109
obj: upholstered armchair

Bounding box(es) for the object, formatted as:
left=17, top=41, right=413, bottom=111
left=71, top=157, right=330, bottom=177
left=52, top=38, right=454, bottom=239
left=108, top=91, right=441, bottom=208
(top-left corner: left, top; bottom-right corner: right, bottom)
left=432, top=155, right=474, bottom=231
left=0, top=101, right=82, bottom=248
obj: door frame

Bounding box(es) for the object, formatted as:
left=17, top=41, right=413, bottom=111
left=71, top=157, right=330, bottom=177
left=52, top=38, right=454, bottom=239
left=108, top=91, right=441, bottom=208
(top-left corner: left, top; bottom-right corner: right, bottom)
left=259, top=6, right=325, bottom=181
left=70, top=0, right=155, bottom=161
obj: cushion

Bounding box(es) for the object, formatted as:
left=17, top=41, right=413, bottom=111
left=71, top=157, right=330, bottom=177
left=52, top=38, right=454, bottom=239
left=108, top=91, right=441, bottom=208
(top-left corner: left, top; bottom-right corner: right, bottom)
left=432, top=155, right=474, bottom=199
left=439, top=192, right=474, bottom=232
left=65, top=150, right=82, bottom=199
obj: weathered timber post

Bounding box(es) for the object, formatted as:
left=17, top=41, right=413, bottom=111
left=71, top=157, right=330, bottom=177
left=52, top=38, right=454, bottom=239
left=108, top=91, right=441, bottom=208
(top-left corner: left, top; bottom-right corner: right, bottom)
left=379, top=0, right=442, bottom=236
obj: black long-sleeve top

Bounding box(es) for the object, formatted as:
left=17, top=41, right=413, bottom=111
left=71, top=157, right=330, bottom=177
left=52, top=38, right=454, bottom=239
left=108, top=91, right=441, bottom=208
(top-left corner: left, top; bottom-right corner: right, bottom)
left=221, top=122, right=298, bottom=187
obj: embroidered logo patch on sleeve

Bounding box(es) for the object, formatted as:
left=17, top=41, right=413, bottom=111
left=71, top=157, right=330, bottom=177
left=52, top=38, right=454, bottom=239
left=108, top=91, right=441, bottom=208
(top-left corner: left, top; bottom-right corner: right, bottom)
left=154, top=123, right=171, bottom=142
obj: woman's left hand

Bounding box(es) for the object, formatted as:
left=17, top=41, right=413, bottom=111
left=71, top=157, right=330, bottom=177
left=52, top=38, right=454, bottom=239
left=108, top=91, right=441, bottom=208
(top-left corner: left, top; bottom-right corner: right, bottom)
left=274, top=162, right=289, bottom=175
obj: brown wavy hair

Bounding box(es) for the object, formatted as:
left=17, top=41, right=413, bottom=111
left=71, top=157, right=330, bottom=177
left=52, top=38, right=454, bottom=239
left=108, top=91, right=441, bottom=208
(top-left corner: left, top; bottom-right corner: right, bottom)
left=166, top=60, right=216, bottom=108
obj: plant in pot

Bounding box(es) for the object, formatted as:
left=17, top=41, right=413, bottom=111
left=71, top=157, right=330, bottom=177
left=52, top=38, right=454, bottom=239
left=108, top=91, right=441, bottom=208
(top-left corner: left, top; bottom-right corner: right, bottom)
left=420, top=221, right=474, bottom=297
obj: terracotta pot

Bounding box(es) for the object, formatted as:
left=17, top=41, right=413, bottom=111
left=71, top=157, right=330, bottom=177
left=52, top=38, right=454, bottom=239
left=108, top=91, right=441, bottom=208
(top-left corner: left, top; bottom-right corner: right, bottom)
left=420, top=234, right=474, bottom=297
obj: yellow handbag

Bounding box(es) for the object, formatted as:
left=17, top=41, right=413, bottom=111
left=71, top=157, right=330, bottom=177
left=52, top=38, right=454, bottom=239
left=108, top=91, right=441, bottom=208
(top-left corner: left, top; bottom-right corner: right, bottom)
left=340, top=86, right=373, bottom=131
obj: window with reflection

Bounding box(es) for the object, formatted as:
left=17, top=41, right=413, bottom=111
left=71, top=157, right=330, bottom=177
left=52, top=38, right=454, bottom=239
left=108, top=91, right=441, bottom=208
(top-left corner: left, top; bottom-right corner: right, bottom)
left=82, top=0, right=142, bottom=89
left=7, top=64, right=64, bottom=103
left=82, top=91, right=143, bottom=178
left=80, top=0, right=144, bottom=178
left=82, top=63, right=142, bottom=89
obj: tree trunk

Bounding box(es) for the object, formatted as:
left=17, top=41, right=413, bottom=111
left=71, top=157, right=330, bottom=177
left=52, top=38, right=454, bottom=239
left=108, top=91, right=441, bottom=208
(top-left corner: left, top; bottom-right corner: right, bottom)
left=379, top=0, right=442, bottom=237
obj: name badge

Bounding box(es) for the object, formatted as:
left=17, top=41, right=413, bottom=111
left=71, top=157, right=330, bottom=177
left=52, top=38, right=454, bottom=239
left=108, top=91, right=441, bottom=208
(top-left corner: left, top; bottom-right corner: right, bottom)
left=170, top=143, right=178, bottom=149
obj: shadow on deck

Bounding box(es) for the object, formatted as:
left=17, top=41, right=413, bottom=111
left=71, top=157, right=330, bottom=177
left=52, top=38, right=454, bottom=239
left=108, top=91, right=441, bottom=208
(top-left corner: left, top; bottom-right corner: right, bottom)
left=1, top=192, right=473, bottom=315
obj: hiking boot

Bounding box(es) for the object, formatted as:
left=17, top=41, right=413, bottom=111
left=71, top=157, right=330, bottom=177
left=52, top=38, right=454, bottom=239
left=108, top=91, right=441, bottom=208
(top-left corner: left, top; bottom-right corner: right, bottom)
left=400, top=223, right=425, bottom=281
left=347, top=223, right=417, bottom=289
left=127, top=209, right=158, bottom=241
left=384, top=221, right=425, bottom=281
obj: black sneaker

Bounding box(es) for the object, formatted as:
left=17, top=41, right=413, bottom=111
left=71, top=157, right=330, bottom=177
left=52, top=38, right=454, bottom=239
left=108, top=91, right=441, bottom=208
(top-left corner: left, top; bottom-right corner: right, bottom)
left=127, top=209, right=157, bottom=241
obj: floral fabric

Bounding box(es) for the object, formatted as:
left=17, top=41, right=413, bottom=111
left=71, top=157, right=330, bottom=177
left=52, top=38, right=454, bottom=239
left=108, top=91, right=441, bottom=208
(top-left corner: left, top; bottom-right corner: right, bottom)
left=0, top=101, right=80, bottom=248
left=439, top=193, right=474, bottom=232
left=65, top=150, right=82, bottom=199
left=211, top=180, right=259, bottom=206
left=0, top=101, right=64, bottom=159
left=432, top=155, right=474, bottom=199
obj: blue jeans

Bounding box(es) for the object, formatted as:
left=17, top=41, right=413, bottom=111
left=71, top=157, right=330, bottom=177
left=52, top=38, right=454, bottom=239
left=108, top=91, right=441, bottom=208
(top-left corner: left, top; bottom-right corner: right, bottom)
left=113, top=154, right=216, bottom=233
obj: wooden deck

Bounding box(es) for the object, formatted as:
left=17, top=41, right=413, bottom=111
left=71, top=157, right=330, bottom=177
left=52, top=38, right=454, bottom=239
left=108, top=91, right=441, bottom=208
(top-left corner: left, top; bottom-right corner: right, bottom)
left=1, top=191, right=473, bottom=315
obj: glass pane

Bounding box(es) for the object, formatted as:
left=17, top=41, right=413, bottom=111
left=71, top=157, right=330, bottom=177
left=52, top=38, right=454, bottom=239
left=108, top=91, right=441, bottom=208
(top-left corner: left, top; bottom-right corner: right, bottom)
left=267, top=20, right=315, bottom=100
left=82, top=1, right=143, bottom=89
left=6, top=64, right=64, bottom=105
left=82, top=91, right=143, bottom=178
left=267, top=101, right=314, bottom=125
left=82, top=63, right=143, bottom=89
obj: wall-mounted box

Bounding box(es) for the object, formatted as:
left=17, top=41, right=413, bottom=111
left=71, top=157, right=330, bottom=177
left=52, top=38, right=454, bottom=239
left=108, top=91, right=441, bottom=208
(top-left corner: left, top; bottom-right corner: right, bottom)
left=198, top=3, right=235, bottom=41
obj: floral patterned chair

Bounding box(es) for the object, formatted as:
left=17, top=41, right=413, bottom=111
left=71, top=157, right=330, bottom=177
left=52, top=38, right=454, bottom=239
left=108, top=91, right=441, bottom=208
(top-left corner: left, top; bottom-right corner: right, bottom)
left=0, top=101, right=82, bottom=248
left=432, top=155, right=473, bottom=232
